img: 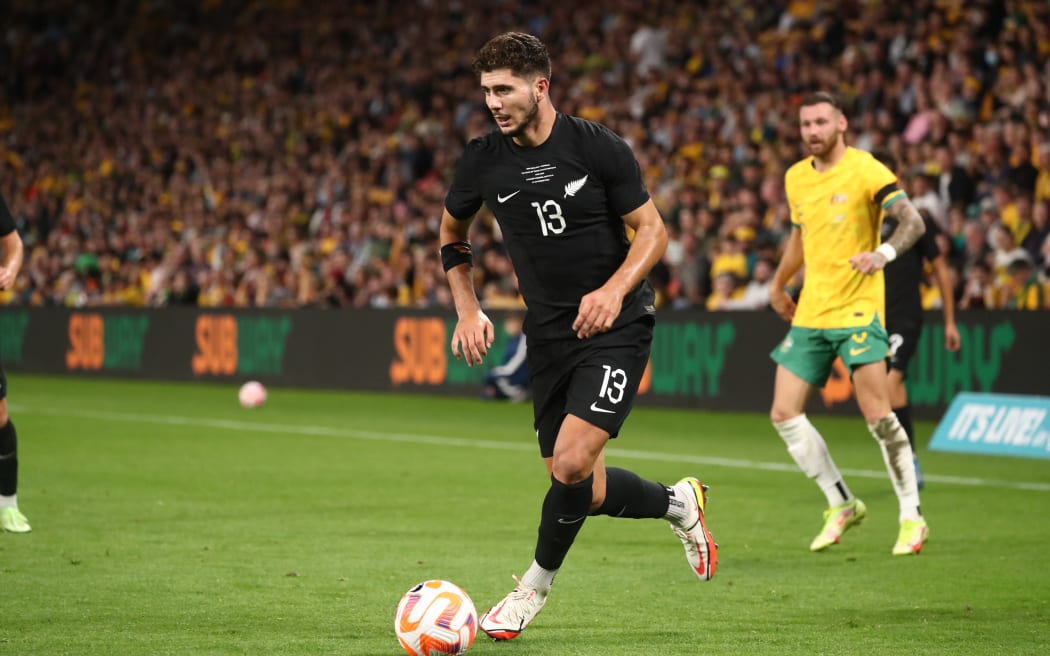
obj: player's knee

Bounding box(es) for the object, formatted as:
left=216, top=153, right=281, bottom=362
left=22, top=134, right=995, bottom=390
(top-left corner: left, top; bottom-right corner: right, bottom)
left=770, top=406, right=800, bottom=425
left=867, top=413, right=905, bottom=444
left=551, top=450, right=593, bottom=484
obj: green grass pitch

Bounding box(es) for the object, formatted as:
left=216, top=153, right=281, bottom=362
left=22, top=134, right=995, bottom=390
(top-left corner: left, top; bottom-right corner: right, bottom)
left=1, top=374, right=1048, bottom=655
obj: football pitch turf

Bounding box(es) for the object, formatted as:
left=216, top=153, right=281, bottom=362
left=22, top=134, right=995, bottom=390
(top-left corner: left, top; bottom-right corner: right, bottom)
left=1, top=374, right=1048, bottom=655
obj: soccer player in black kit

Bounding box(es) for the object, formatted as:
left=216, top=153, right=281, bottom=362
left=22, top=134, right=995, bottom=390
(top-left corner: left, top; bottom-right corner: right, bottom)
left=0, top=191, right=29, bottom=533
left=872, top=152, right=962, bottom=489
left=439, top=32, right=717, bottom=640
left=880, top=177, right=962, bottom=490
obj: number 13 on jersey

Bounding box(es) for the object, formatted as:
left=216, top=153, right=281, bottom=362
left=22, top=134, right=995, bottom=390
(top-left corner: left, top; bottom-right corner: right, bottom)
left=531, top=200, right=566, bottom=236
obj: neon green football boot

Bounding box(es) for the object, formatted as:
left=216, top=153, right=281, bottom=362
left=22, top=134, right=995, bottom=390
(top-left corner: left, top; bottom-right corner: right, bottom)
left=810, top=498, right=867, bottom=551
left=0, top=506, right=31, bottom=533
left=892, top=518, right=928, bottom=555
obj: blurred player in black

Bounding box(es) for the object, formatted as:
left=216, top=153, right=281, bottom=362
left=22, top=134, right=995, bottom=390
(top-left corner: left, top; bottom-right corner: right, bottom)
left=439, top=32, right=716, bottom=641
left=0, top=190, right=29, bottom=533
left=876, top=159, right=962, bottom=489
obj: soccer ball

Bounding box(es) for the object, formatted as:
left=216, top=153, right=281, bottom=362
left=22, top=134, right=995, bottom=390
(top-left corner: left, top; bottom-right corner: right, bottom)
left=394, top=580, right=477, bottom=656
left=238, top=381, right=267, bottom=408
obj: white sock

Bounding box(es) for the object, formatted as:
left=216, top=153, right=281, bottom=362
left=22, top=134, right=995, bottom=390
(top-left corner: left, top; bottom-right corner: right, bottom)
left=774, top=414, right=852, bottom=507
left=520, top=560, right=556, bottom=592
left=0, top=494, right=16, bottom=509
left=867, top=413, right=922, bottom=522
left=663, top=483, right=691, bottom=524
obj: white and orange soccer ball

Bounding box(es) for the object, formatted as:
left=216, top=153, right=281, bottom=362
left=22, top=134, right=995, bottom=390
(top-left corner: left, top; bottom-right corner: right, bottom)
left=237, top=381, right=267, bottom=408
left=394, top=579, right=477, bottom=656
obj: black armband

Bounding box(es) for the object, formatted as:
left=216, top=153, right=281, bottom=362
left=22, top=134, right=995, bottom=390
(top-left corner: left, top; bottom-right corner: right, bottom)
left=440, top=241, right=474, bottom=272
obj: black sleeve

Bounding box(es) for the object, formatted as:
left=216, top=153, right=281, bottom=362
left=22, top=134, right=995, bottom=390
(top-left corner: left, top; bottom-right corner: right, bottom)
left=444, top=139, right=485, bottom=221
left=917, top=214, right=942, bottom=263
left=591, top=128, right=650, bottom=216
left=0, top=192, right=15, bottom=236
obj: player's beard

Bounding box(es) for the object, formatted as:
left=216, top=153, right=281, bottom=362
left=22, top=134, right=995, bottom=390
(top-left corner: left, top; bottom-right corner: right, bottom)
left=807, top=131, right=840, bottom=158
left=502, top=93, right=539, bottom=139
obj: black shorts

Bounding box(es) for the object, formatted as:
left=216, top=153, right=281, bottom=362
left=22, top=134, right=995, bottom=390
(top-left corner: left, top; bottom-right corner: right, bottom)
left=886, top=315, right=922, bottom=375
left=528, top=316, right=653, bottom=458
left=0, top=355, right=6, bottom=401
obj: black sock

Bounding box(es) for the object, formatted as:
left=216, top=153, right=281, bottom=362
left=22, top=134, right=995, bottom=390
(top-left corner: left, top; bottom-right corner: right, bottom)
left=895, top=404, right=915, bottom=451
left=534, top=474, right=593, bottom=570
left=591, top=467, right=670, bottom=519
left=0, top=420, right=17, bottom=496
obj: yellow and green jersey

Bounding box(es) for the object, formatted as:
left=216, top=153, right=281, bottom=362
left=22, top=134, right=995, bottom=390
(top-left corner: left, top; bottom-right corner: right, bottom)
left=784, top=147, right=906, bottom=329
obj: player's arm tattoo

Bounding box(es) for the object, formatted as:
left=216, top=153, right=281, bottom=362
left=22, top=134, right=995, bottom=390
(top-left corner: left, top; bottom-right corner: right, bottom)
left=883, top=198, right=925, bottom=254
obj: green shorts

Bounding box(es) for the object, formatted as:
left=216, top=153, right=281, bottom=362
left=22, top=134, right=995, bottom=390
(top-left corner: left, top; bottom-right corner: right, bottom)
left=770, top=317, right=889, bottom=387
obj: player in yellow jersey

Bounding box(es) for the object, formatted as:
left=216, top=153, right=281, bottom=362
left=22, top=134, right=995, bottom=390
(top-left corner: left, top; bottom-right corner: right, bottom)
left=768, top=92, right=928, bottom=556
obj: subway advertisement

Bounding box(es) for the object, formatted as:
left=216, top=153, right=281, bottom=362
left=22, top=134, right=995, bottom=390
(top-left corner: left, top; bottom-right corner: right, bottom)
left=0, top=308, right=1044, bottom=420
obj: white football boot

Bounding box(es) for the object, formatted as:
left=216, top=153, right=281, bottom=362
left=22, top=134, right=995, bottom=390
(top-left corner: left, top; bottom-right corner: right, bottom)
left=669, top=477, right=717, bottom=580
left=478, top=575, right=548, bottom=641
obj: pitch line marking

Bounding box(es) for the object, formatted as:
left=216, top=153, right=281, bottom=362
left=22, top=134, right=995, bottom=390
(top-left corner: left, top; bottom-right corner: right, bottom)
left=15, top=405, right=1050, bottom=493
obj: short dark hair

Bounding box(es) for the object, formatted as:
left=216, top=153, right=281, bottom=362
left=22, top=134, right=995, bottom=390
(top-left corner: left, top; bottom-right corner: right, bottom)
left=473, top=32, right=552, bottom=80
left=800, top=91, right=844, bottom=113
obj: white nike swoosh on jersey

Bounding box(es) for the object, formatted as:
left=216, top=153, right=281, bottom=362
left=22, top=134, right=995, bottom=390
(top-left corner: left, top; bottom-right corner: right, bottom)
left=497, top=190, right=521, bottom=203
left=589, top=402, right=616, bottom=414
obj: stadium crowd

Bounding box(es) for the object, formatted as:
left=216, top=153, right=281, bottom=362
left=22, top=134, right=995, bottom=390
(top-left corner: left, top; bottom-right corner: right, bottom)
left=2, top=0, right=1050, bottom=311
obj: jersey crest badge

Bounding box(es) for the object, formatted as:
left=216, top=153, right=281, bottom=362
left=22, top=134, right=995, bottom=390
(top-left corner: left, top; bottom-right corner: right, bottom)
left=564, top=175, right=588, bottom=198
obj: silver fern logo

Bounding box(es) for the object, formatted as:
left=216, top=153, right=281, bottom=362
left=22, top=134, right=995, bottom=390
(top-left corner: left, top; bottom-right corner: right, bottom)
left=564, top=175, right=588, bottom=198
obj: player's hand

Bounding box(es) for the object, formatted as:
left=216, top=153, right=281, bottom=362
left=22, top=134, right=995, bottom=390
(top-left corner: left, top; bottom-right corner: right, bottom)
left=769, top=286, right=796, bottom=322
left=573, top=286, right=623, bottom=339
left=450, top=310, right=494, bottom=367
left=944, top=321, right=961, bottom=352
left=0, top=266, right=15, bottom=290
left=849, top=251, right=888, bottom=275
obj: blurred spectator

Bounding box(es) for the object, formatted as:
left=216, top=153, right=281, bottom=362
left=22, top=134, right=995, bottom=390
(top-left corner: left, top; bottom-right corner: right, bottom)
left=934, top=144, right=975, bottom=211
left=721, top=258, right=775, bottom=311
left=960, top=261, right=997, bottom=310
left=1020, top=199, right=1045, bottom=263
left=667, top=228, right=707, bottom=309
left=481, top=313, right=529, bottom=402
left=1035, top=144, right=1050, bottom=203
left=961, top=220, right=992, bottom=273
left=1001, top=253, right=1046, bottom=310
left=706, top=273, right=744, bottom=311
left=908, top=174, right=946, bottom=230
left=709, top=230, right=750, bottom=281
left=989, top=222, right=1030, bottom=283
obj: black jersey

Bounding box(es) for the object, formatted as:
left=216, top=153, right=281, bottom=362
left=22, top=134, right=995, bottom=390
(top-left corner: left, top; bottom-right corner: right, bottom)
left=882, top=211, right=942, bottom=322
left=445, top=114, right=656, bottom=342
left=0, top=192, right=15, bottom=237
